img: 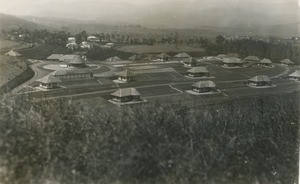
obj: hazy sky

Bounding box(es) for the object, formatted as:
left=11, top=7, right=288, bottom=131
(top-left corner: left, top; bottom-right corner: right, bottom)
left=0, top=0, right=299, bottom=16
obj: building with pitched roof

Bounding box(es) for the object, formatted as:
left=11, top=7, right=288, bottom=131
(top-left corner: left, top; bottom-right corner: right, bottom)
left=5, top=50, right=21, bottom=57
left=183, top=57, right=197, bottom=67
left=280, top=59, right=294, bottom=66
left=192, top=81, right=217, bottom=93
left=47, top=54, right=64, bottom=61
left=128, top=54, right=142, bottom=61
left=248, top=75, right=271, bottom=86
left=36, top=74, right=61, bottom=89
left=245, top=56, right=259, bottom=62
left=111, top=88, right=141, bottom=103
left=288, top=70, right=300, bottom=81
left=258, top=58, right=273, bottom=67
left=174, top=53, right=190, bottom=61
left=52, top=69, right=93, bottom=80
left=222, top=58, right=245, bottom=67
left=187, top=67, right=209, bottom=77
left=156, top=53, right=171, bottom=61
left=116, top=69, right=134, bottom=82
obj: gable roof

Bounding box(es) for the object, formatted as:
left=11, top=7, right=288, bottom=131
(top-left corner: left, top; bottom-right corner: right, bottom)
left=111, top=88, right=140, bottom=97
left=59, top=55, right=79, bottom=62
left=116, top=69, right=134, bottom=77
left=223, top=58, right=244, bottom=64
left=52, top=69, right=92, bottom=76
left=245, top=55, right=259, bottom=61
left=192, top=81, right=216, bottom=88
left=281, top=59, right=294, bottom=65
left=5, top=50, right=21, bottom=57
left=249, top=75, right=271, bottom=82
left=174, top=52, right=190, bottom=58
left=70, top=55, right=85, bottom=65
left=183, top=57, right=197, bottom=64
left=259, top=58, right=272, bottom=64
left=156, top=53, right=171, bottom=59
left=289, top=70, right=300, bottom=77
left=106, top=56, right=121, bottom=62
left=47, top=54, right=64, bottom=60
left=188, top=67, right=209, bottom=73
left=37, top=75, right=61, bottom=84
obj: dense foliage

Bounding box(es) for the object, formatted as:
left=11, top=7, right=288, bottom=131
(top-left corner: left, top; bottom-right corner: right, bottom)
left=0, top=93, right=298, bottom=184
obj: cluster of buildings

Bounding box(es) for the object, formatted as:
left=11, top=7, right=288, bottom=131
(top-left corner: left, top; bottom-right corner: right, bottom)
left=47, top=54, right=87, bottom=68
left=66, top=36, right=115, bottom=50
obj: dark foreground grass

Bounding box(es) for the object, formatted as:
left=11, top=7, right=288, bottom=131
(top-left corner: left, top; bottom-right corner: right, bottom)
left=0, top=93, right=299, bottom=184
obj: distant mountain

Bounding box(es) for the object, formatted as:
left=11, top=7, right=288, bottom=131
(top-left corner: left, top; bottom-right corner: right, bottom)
left=0, top=14, right=53, bottom=31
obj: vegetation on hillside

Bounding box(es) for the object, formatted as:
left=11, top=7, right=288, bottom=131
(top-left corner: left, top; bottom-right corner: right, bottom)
left=0, top=93, right=298, bottom=184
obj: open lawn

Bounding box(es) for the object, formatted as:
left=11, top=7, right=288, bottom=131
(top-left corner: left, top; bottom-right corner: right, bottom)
left=117, top=44, right=205, bottom=54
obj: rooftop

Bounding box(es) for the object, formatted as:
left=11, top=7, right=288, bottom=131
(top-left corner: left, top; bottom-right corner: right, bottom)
left=156, top=53, right=171, bottom=58
left=184, top=57, right=197, bottom=64
left=223, top=58, right=244, bottom=64
left=106, top=56, right=121, bottom=62
left=111, top=88, right=141, bottom=97
left=52, top=69, right=92, bottom=76
left=281, top=59, right=294, bottom=65
left=192, top=81, right=216, bottom=88
left=245, top=56, right=259, bottom=61
left=5, top=50, right=21, bottom=57
left=259, top=58, right=272, bottom=64
left=174, top=53, right=190, bottom=58
left=187, top=67, right=209, bottom=73
left=116, top=69, right=134, bottom=77
left=36, top=75, right=61, bottom=84
left=289, top=70, right=300, bottom=77
left=47, top=54, right=64, bottom=60
left=249, top=75, right=271, bottom=82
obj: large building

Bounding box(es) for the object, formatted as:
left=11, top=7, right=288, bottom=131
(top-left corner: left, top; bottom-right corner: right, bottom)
left=258, top=58, right=273, bottom=67
left=111, top=88, right=141, bottom=103
left=174, top=53, right=190, bottom=61
left=222, top=58, right=245, bottom=67
left=183, top=57, right=197, bottom=67
left=36, top=74, right=61, bottom=89
left=248, top=75, right=271, bottom=86
left=116, top=69, right=134, bottom=82
left=5, top=50, right=21, bottom=57
left=52, top=69, right=93, bottom=80
left=58, top=55, right=86, bottom=68
left=191, top=81, right=217, bottom=93
left=187, top=67, right=209, bottom=77
left=280, top=59, right=294, bottom=66
left=288, top=70, right=300, bottom=81
left=156, top=53, right=171, bottom=61
left=106, top=56, right=122, bottom=62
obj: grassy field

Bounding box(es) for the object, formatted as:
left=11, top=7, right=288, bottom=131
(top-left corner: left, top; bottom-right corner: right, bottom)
left=117, top=44, right=205, bottom=54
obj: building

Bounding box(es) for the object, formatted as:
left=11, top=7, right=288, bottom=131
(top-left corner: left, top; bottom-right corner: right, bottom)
left=36, top=74, right=61, bottom=89
left=192, top=81, right=217, bottom=93
left=66, top=42, right=78, bottom=50
left=216, top=54, right=226, bottom=59
left=222, top=58, right=245, bottom=67
left=80, top=41, right=91, bottom=49
left=47, top=54, right=64, bottom=61
left=105, top=43, right=115, bottom=48
left=116, top=69, right=134, bottom=82
left=245, top=55, right=259, bottom=62
left=128, top=54, right=142, bottom=61
left=280, top=59, right=294, bottom=66
left=288, top=70, right=300, bottom=81
left=156, top=53, right=171, bottom=61
left=183, top=57, right=197, bottom=67
left=174, top=53, right=190, bottom=61
left=68, top=37, right=76, bottom=43
left=69, top=55, right=87, bottom=68
left=248, top=75, right=272, bottom=86
left=5, top=50, right=21, bottom=57
left=187, top=67, right=209, bottom=77
left=258, top=58, right=272, bottom=67
left=52, top=69, right=93, bottom=80
left=106, top=56, right=122, bottom=62
left=87, top=36, right=98, bottom=42
left=111, top=88, right=141, bottom=103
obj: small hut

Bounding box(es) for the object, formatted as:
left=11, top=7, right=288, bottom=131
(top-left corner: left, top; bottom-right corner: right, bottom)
left=288, top=70, right=300, bottom=81
left=36, top=75, right=61, bottom=89
left=174, top=53, right=190, bottom=61
left=183, top=57, right=197, bottom=67
left=280, top=59, right=294, bottom=66
left=111, top=88, right=141, bottom=103
left=116, top=69, right=134, bottom=82
left=248, top=75, right=272, bottom=86
left=222, top=58, right=245, bottom=67
left=187, top=67, right=209, bottom=77
left=156, top=53, right=171, bottom=61
left=5, top=50, right=21, bottom=57
left=69, top=55, right=87, bottom=68
left=258, top=58, right=272, bottom=67
left=192, top=81, right=217, bottom=93
left=245, top=56, right=259, bottom=62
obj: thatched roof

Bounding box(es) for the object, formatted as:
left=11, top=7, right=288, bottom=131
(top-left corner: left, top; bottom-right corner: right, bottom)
left=174, top=53, right=190, bottom=58
left=259, top=58, right=272, bottom=64
left=5, top=50, right=21, bottom=57
left=289, top=70, right=300, bottom=77
left=116, top=69, right=134, bottom=77
left=223, top=58, right=244, bottom=64
left=37, top=75, right=61, bottom=84
left=156, top=53, right=171, bottom=59
left=245, top=56, right=259, bottom=61
left=187, top=67, right=209, bottom=73
left=111, top=88, right=140, bottom=97
left=192, top=81, right=216, bottom=88
left=106, top=56, right=122, bottom=62
left=52, top=69, right=92, bottom=76
left=280, top=59, right=294, bottom=65
left=249, top=75, right=271, bottom=82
